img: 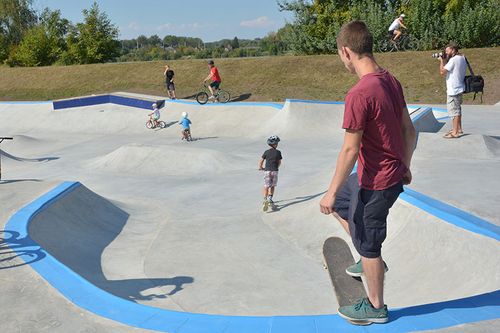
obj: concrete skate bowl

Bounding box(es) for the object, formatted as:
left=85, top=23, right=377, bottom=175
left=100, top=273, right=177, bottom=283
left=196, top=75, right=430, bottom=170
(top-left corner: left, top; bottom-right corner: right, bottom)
left=4, top=100, right=500, bottom=332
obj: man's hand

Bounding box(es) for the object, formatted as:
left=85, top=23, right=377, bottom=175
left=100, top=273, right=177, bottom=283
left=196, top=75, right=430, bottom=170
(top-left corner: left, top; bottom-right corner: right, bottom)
left=402, top=169, right=412, bottom=185
left=320, top=193, right=336, bottom=215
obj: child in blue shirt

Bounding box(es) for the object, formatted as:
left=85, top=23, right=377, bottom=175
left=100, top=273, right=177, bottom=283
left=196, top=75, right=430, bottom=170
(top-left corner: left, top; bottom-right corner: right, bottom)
left=179, top=112, right=192, bottom=141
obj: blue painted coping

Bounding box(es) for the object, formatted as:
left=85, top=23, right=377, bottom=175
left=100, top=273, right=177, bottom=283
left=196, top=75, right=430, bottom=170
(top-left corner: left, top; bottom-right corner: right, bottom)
left=167, top=99, right=283, bottom=109
left=53, top=95, right=164, bottom=111
left=5, top=181, right=500, bottom=332
left=0, top=101, right=53, bottom=104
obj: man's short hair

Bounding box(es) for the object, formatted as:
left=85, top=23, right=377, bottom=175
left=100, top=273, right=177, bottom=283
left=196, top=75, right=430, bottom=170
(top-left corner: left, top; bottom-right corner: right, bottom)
left=336, top=20, right=373, bottom=56
left=446, top=41, right=459, bottom=52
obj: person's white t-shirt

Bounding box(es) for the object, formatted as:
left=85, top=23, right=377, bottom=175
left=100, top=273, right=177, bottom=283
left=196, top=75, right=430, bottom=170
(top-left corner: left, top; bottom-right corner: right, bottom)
left=153, top=109, right=160, bottom=119
left=444, top=55, right=467, bottom=96
left=388, top=18, right=400, bottom=31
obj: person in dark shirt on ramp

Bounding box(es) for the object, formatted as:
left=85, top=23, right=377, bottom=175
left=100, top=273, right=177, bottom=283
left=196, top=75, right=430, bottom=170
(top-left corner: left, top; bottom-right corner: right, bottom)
left=164, top=64, right=176, bottom=100
left=258, top=135, right=282, bottom=212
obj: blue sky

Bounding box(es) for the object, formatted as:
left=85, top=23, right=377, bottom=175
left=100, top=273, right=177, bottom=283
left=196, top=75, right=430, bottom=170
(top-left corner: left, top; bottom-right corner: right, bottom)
left=33, top=0, right=294, bottom=42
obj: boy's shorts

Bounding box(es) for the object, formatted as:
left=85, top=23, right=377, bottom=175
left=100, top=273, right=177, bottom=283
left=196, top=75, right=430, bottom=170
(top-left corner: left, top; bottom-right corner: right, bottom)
left=263, top=171, right=278, bottom=188
left=167, top=82, right=175, bottom=91
left=447, top=94, right=463, bottom=117
left=210, top=81, right=221, bottom=89
left=334, top=173, right=403, bottom=258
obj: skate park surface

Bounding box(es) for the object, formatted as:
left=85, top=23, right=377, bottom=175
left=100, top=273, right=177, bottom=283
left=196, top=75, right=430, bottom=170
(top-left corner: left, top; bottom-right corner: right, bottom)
left=0, top=94, right=499, bottom=332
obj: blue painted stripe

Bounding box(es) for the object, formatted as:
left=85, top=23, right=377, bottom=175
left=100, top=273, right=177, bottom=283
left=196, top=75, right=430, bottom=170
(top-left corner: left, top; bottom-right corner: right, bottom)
left=5, top=182, right=500, bottom=332
left=167, top=99, right=283, bottom=109
left=401, top=188, right=500, bottom=241
left=285, top=98, right=345, bottom=105
left=0, top=101, right=53, bottom=104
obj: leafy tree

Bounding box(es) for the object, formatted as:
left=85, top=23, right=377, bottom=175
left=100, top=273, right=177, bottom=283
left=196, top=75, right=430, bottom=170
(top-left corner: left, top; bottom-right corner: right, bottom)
left=148, top=34, right=162, bottom=47
left=70, top=1, right=120, bottom=64
left=7, top=25, right=52, bottom=66
left=0, top=0, right=37, bottom=62
left=231, top=37, right=240, bottom=49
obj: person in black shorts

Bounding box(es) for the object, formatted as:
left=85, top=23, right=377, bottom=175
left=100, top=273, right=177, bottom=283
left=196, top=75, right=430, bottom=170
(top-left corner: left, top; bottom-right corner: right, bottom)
left=164, top=64, right=176, bottom=100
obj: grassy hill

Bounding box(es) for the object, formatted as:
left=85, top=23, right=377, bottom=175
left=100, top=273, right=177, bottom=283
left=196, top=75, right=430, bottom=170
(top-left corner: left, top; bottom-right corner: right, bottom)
left=1, top=47, right=499, bottom=104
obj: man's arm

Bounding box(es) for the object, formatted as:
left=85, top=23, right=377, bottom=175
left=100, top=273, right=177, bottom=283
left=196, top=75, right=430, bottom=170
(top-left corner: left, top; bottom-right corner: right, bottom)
left=440, top=57, right=448, bottom=75
left=400, top=107, right=416, bottom=184
left=320, top=129, right=362, bottom=215
left=204, top=71, right=213, bottom=82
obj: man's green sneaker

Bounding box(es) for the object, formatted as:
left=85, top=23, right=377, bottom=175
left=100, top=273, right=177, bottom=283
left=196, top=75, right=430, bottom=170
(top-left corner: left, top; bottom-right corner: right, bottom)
left=346, top=259, right=389, bottom=277
left=338, top=298, right=388, bottom=324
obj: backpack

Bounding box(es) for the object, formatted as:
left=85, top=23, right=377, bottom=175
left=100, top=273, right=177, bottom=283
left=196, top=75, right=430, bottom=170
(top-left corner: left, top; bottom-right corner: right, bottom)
left=464, top=57, right=484, bottom=103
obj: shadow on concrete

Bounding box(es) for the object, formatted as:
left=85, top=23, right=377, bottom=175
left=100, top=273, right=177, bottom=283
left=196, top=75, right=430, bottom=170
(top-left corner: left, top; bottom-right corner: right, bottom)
left=28, top=185, right=194, bottom=303
left=0, top=179, right=41, bottom=184
left=274, top=191, right=327, bottom=210
left=0, top=230, right=46, bottom=269
left=0, top=149, right=59, bottom=162
left=389, top=290, right=500, bottom=323
left=190, top=136, right=219, bottom=142
left=230, top=93, right=252, bottom=102
left=181, top=93, right=197, bottom=100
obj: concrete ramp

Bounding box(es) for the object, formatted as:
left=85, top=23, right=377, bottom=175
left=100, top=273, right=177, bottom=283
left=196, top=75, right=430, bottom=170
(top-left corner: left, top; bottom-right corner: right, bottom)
left=28, top=183, right=193, bottom=304
left=87, top=143, right=247, bottom=176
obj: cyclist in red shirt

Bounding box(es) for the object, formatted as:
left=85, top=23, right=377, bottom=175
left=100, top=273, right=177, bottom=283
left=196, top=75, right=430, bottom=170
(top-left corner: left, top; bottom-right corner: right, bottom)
left=203, top=60, right=222, bottom=100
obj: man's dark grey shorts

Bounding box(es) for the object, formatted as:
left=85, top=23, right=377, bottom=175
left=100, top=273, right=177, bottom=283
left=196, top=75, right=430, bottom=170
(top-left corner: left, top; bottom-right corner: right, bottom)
left=334, top=173, right=403, bottom=258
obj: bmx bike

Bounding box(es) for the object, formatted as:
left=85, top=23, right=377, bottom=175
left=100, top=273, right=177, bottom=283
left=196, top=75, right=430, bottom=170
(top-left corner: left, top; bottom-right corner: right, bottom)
left=196, top=83, right=230, bottom=105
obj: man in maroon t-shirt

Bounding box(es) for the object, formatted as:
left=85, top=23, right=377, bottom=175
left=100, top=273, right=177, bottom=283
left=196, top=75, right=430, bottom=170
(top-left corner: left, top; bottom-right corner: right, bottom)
left=319, top=21, right=416, bottom=325
left=204, top=59, right=222, bottom=100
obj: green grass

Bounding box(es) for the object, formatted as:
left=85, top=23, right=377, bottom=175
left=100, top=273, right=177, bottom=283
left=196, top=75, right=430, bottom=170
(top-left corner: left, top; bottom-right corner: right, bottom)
left=1, top=47, right=499, bottom=104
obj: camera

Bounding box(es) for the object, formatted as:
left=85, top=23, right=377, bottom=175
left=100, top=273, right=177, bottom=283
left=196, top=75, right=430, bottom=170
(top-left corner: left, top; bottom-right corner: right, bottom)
left=432, top=51, right=446, bottom=59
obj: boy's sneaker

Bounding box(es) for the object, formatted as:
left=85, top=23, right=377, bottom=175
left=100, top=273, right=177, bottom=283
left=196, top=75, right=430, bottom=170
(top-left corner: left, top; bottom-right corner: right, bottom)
left=262, top=200, right=269, bottom=212
left=338, top=298, right=388, bottom=325
left=346, top=260, right=388, bottom=277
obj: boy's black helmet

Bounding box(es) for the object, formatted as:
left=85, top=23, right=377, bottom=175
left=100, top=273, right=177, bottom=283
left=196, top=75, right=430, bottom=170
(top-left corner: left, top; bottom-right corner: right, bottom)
left=267, top=135, right=280, bottom=145
left=208, top=60, right=214, bottom=65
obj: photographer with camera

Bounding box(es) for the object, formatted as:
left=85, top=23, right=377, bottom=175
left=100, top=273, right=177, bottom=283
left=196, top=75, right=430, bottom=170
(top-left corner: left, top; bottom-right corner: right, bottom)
left=438, top=41, right=467, bottom=139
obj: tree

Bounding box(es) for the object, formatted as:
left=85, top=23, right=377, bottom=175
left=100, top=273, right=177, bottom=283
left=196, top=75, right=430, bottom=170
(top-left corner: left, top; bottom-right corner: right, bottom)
left=0, top=0, right=37, bottom=62
left=148, top=34, right=162, bottom=47
left=231, top=36, right=240, bottom=49
left=70, top=1, right=120, bottom=64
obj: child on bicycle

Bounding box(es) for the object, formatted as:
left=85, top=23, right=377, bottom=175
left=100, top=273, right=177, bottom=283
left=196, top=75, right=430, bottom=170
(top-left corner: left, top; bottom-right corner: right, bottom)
left=203, top=60, right=222, bottom=100
left=258, top=135, right=282, bottom=212
left=148, top=103, right=161, bottom=127
left=179, top=111, right=192, bottom=141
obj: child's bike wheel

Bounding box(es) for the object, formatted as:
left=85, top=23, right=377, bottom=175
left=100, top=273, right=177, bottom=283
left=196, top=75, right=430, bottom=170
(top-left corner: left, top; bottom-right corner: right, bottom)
left=158, top=121, right=166, bottom=129
left=196, top=92, right=209, bottom=105
left=146, top=120, right=154, bottom=129
left=217, top=90, right=230, bottom=103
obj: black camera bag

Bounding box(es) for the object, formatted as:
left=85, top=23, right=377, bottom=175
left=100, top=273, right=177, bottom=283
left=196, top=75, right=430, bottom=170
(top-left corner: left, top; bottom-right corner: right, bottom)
left=464, top=57, right=484, bottom=102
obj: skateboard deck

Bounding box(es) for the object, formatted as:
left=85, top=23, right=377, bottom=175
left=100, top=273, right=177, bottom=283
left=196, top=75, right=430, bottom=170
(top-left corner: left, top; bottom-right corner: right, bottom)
left=323, top=237, right=366, bottom=307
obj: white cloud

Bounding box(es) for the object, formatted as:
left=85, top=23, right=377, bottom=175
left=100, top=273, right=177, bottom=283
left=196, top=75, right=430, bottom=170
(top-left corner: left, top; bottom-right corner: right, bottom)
left=240, top=16, right=275, bottom=28
left=156, top=22, right=212, bottom=33
left=127, top=22, right=141, bottom=31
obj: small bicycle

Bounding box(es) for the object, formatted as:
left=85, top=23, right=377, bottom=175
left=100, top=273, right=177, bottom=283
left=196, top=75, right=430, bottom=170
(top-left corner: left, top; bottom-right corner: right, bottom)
left=196, top=83, right=230, bottom=105
left=182, top=129, right=193, bottom=141
left=146, top=118, right=167, bottom=129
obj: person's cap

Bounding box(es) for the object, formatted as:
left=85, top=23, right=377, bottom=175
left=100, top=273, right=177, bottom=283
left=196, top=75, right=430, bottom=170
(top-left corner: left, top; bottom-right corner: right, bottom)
left=207, top=60, right=214, bottom=65
left=400, top=13, right=406, bottom=18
